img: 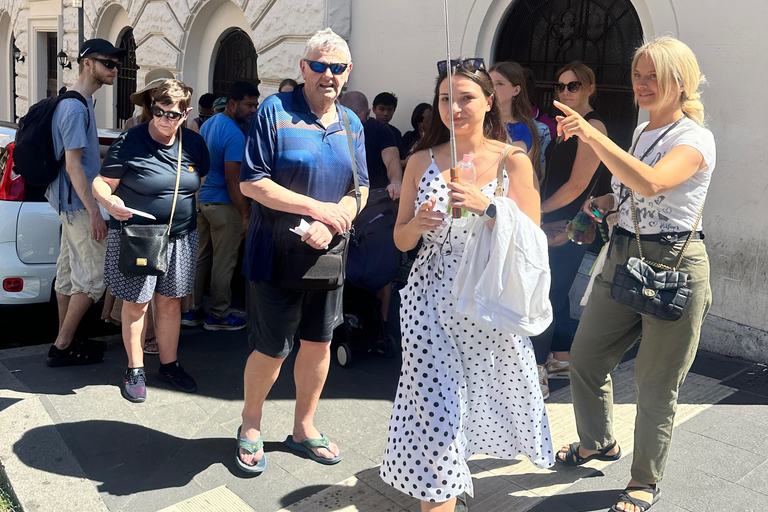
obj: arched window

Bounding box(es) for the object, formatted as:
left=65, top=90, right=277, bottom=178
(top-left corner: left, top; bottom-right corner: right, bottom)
left=494, top=0, right=643, bottom=150
left=116, top=28, right=137, bottom=128
left=212, top=29, right=258, bottom=98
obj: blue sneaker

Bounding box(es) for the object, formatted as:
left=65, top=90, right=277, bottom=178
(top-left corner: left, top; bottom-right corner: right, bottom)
left=181, top=309, right=204, bottom=327
left=204, top=313, right=246, bottom=331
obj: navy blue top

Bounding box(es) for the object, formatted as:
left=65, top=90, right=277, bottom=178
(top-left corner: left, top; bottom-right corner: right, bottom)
left=364, top=118, right=397, bottom=190
left=240, top=85, right=369, bottom=281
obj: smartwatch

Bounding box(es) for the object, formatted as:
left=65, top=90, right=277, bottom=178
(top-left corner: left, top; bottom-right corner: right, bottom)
left=482, top=199, right=497, bottom=219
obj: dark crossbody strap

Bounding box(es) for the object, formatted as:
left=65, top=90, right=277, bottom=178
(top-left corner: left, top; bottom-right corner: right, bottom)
left=624, top=117, right=704, bottom=271
left=339, top=107, right=362, bottom=218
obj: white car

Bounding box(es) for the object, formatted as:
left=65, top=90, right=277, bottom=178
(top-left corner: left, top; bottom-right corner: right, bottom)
left=0, top=122, right=120, bottom=305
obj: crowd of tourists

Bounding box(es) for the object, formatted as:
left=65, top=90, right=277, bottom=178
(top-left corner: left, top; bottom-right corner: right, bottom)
left=40, top=28, right=715, bottom=512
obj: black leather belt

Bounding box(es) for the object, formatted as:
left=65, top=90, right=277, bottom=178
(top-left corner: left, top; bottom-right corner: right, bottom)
left=614, top=226, right=704, bottom=244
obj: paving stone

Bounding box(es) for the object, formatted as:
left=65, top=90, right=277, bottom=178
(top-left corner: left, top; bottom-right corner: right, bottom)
left=679, top=407, right=768, bottom=455
left=736, top=459, right=768, bottom=497
left=659, top=465, right=765, bottom=512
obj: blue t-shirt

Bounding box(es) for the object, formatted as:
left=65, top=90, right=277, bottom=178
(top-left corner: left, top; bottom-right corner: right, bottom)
left=240, top=85, right=369, bottom=282
left=47, top=97, right=100, bottom=213
left=198, top=113, right=245, bottom=204
left=505, top=122, right=533, bottom=152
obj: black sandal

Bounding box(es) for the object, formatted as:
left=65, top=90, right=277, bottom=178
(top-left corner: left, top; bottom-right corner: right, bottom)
left=609, top=485, right=659, bottom=512
left=556, top=441, right=621, bottom=466
left=46, top=339, right=104, bottom=367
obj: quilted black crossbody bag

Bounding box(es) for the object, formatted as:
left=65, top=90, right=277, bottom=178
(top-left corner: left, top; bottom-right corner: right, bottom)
left=610, top=118, right=704, bottom=321
left=270, top=107, right=362, bottom=291
left=118, top=129, right=183, bottom=277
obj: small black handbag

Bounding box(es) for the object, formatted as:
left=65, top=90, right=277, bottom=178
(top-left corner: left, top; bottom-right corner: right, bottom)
left=270, top=108, right=362, bottom=292
left=609, top=119, right=703, bottom=321
left=118, top=129, right=183, bottom=278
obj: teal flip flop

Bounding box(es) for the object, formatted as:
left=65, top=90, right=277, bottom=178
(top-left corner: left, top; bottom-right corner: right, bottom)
left=285, top=434, right=343, bottom=465
left=236, top=426, right=267, bottom=474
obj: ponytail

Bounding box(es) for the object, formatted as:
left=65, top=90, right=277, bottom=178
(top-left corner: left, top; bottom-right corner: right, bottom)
left=681, top=91, right=705, bottom=126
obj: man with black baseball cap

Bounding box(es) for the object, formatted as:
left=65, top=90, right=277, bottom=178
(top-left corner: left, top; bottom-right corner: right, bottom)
left=45, top=38, right=126, bottom=368
left=77, top=37, right=126, bottom=62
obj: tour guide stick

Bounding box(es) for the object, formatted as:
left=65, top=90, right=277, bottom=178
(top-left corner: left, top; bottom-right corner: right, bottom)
left=443, top=0, right=461, bottom=219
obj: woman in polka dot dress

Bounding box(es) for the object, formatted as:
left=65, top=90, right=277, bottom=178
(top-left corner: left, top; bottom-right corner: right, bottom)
left=380, top=62, right=554, bottom=511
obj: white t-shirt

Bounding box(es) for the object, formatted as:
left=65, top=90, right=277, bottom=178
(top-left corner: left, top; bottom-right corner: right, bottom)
left=611, top=117, right=716, bottom=234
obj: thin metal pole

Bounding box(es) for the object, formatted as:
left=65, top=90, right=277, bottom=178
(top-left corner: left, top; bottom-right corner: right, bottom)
left=443, top=0, right=456, bottom=170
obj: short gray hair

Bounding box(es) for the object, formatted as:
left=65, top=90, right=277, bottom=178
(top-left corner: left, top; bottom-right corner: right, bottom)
left=339, top=91, right=368, bottom=118
left=303, top=28, right=351, bottom=62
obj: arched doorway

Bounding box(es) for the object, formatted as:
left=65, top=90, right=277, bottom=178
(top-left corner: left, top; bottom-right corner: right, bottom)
left=212, top=29, right=258, bottom=98
left=116, top=28, right=137, bottom=128
left=494, top=0, right=643, bottom=150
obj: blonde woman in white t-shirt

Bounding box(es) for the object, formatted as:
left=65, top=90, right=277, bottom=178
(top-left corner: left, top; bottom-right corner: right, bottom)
left=551, top=36, right=715, bottom=512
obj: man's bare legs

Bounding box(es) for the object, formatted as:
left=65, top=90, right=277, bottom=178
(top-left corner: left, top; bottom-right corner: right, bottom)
left=292, top=340, right=339, bottom=460
left=54, top=291, right=95, bottom=349
left=239, top=350, right=283, bottom=466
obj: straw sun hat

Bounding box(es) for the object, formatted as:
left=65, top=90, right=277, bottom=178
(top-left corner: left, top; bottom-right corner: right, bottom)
left=129, top=69, right=180, bottom=106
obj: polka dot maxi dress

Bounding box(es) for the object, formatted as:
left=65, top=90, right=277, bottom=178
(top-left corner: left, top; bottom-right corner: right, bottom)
left=380, top=152, right=554, bottom=502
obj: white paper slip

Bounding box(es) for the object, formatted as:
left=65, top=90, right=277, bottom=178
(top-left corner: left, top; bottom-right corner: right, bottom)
left=109, top=201, right=157, bottom=220
left=289, top=218, right=312, bottom=237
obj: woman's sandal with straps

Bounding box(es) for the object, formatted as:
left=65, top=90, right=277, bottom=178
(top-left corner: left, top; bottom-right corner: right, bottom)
left=609, top=485, right=660, bottom=512
left=556, top=441, right=622, bottom=466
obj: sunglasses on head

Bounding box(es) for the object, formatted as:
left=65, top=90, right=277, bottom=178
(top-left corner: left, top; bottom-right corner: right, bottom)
left=303, top=60, right=349, bottom=75
left=151, top=103, right=185, bottom=121
left=436, top=58, right=486, bottom=74
left=90, top=57, right=120, bottom=70
left=554, top=81, right=582, bottom=93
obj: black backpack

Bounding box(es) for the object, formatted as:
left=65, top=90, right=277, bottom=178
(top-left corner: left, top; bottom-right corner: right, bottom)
left=13, top=91, right=89, bottom=187
left=346, top=188, right=400, bottom=292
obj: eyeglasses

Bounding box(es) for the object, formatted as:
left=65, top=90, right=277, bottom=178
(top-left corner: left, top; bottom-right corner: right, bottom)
left=151, top=103, right=185, bottom=121
left=303, top=60, right=349, bottom=75
left=436, top=58, right=486, bottom=74
left=90, top=57, right=120, bottom=70
left=554, top=81, right=582, bottom=93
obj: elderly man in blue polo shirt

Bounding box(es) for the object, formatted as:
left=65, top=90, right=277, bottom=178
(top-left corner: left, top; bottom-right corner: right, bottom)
left=236, top=28, right=369, bottom=473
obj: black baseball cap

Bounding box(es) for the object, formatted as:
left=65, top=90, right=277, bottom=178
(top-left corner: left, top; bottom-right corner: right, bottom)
left=77, top=38, right=127, bottom=62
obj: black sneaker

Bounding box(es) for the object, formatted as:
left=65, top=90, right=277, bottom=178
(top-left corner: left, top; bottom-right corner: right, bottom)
left=158, top=362, right=197, bottom=393
left=47, top=339, right=104, bottom=367
left=122, top=368, right=147, bottom=403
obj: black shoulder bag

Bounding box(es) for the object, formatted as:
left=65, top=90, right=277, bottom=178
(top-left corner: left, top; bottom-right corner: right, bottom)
left=270, top=107, right=362, bottom=291
left=118, top=129, right=183, bottom=277
left=609, top=118, right=704, bottom=321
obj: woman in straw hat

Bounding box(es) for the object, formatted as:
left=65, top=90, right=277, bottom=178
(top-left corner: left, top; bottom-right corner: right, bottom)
left=124, top=68, right=176, bottom=129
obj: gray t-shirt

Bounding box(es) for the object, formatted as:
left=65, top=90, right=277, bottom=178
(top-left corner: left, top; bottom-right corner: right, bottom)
left=46, top=96, right=99, bottom=213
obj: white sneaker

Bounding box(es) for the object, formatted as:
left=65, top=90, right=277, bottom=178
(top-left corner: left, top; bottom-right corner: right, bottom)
left=537, top=364, right=550, bottom=400
left=547, top=357, right=570, bottom=379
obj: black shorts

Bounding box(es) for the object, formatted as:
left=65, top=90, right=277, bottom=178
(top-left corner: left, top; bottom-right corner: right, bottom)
left=246, top=280, right=343, bottom=359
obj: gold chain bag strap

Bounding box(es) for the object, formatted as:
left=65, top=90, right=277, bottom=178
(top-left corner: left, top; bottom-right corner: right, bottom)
left=609, top=117, right=705, bottom=321
left=118, top=129, right=183, bottom=277
left=494, top=145, right=513, bottom=198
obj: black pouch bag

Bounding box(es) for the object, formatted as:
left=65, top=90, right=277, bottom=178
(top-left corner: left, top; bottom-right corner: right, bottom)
left=269, top=108, right=361, bottom=292
left=272, top=214, right=350, bottom=291
left=117, top=129, right=182, bottom=278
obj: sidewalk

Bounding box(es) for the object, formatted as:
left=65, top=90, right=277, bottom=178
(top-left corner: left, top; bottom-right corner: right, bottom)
left=1, top=327, right=767, bottom=512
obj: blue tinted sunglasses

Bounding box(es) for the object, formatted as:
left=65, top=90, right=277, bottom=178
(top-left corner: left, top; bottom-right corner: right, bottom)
left=304, top=59, right=349, bottom=75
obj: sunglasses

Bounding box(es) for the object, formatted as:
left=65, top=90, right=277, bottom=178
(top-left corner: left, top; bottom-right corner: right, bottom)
left=554, top=81, right=582, bottom=93
left=437, top=58, right=486, bottom=74
left=303, top=60, right=349, bottom=75
left=90, top=57, right=120, bottom=70
left=151, top=103, right=185, bottom=121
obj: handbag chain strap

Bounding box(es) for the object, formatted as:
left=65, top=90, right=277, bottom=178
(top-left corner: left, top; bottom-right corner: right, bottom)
left=339, top=107, right=362, bottom=218
left=626, top=116, right=704, bottom=271
left=494, top=145, right=513, bottom=197
left=166, top=128, right=183, bottom=235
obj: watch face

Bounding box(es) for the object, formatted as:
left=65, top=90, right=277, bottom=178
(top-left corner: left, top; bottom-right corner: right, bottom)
left=487, top=203, right=497, bottom=218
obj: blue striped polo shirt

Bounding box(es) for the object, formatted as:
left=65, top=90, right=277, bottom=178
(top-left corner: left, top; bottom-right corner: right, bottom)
left=240, top=84, right=369, bottom=282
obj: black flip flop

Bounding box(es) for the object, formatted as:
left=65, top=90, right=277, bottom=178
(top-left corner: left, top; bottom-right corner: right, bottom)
left=609, top=485, right=660, bottom=512
left=556, top=441, right=621, bottom=466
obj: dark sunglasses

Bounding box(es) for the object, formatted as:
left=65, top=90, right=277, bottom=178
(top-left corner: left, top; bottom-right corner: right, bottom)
left=554, top=81, right=582, bottom=93
left=151, top=103, right=185, bottom=121
left=437, top=58, right=486, bottom=74
left=303, top=60, right=349, bottom=75
left=90, top=57, right=120, bottom=70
